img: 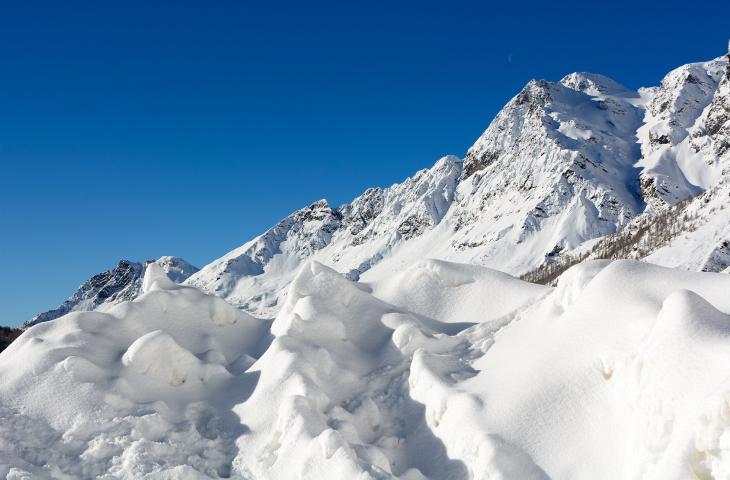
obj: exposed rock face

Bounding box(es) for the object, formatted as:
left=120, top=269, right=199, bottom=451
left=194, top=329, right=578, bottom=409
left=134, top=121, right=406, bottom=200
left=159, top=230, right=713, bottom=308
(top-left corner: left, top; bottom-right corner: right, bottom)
left=185, top=155, right=463, bottom=316
left=25, top=257, right=198, bottom=328
left=637, top=54, right=728, bottom=209
left=701, top=240, right=730, bottom=272
left=0, top=326, right=22, bottom=353
left=339, top=187, right=384, bottom=236
left=690, top=54, right=730, bottom=161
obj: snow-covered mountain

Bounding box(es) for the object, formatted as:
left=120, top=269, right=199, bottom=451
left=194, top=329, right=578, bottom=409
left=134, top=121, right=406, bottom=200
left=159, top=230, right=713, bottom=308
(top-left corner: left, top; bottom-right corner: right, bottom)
left=5, top=46, right=730, bottom=479
left=523, top=49, right=730, bottom=282
left=185, top=156, right=462, bottom=317
left=25, top=256, right=198, bottom=328
left=183, top=48, right=729, bottom=318
left=28, top=49, right=728, bottom=323
left=637, top=56, right=728, bottom=208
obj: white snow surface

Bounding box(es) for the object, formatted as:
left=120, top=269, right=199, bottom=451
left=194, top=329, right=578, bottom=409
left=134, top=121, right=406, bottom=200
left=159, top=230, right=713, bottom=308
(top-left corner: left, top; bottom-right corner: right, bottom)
left=4, top=259, right=730, bottom=478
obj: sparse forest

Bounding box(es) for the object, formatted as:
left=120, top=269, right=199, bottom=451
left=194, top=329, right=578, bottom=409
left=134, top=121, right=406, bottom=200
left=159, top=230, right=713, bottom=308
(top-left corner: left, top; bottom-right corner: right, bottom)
left=521, top=195, right=701, bottom=285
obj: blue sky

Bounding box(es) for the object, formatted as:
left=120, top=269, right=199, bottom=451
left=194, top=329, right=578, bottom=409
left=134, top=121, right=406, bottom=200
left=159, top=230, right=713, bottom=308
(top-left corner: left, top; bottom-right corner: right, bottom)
left=1, top=0, right=728, bottom=326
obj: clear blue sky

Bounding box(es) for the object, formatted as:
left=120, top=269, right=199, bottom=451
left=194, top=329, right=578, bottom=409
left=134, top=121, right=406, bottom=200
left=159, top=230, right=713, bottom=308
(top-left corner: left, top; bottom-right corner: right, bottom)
left=1, top=0, right=728, bottom=326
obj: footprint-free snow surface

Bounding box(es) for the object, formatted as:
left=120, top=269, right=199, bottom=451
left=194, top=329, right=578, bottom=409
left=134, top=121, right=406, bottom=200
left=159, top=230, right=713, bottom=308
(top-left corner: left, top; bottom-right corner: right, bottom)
left=3, top=259, right=730, bottom=479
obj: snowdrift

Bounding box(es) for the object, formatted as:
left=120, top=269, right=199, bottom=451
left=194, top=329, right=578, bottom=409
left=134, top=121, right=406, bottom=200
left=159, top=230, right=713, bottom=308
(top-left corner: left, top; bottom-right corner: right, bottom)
left=2, top=260, right=730, bottom=479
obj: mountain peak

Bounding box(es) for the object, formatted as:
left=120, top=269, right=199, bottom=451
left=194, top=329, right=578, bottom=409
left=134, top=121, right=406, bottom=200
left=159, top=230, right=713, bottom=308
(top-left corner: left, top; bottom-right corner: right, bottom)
left=559, top=72, right=630, bottom=96
left=24, top=257, right=198, bottom=328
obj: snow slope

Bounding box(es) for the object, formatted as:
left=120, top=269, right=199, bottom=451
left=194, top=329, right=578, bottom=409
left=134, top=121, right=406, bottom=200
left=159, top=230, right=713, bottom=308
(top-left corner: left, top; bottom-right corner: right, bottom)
left=4, top=259, right=730, bottom=478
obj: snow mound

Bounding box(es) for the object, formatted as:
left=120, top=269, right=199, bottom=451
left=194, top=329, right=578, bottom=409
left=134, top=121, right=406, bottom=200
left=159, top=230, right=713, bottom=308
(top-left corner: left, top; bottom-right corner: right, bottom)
left=0, top=270, right=267, bottom=478
left=122, top=330, right=230, bottom=386
left=4, top=259, right=730, bottom=478
left=142, top=262, right=179, bottom=293
left=371, top=258, right=549, bottom=324
left=234, top=260, right=548, bottom=479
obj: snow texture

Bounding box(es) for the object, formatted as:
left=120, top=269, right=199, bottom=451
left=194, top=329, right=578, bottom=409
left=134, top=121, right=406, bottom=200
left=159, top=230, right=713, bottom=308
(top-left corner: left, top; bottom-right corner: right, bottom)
left=5, top=259, right=730, bottom=479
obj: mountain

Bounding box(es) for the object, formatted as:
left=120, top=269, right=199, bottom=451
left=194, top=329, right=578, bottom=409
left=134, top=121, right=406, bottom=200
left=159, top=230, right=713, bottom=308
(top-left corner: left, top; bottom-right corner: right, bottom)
left=0, top=326, right=21, bottom=353
left=184, top=49, right=728, bottom=318
left=637, top=56, right=728, bottom=208
left=185, top=156, right=462, bottom=317
left=28, top=50, right=728, bottom=323
left=24, top=256, right=198, bottom=328
left=522, top=49, right=730, bottom=283
left=4, top=46, right=730, bottom=479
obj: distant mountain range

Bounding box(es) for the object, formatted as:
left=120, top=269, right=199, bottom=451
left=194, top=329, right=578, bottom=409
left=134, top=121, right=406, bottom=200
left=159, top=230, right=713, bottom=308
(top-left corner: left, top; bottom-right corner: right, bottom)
left=24, top=256, right=198, bottom=328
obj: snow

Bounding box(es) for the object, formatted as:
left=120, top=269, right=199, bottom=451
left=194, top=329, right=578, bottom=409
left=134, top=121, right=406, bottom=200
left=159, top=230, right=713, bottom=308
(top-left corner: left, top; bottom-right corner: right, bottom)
left=6, top=46, right=730, bottom=480
left=31, top=49, right=730, bottom=325
left=0, top=265, right=267, bottom=478
left=122, top=330, right=231, bottom=386
left=26, top=256, right=200, bottom=328
left=370, top=259, right=549, bottom=325
left=5, top=257, right=730, bottom=478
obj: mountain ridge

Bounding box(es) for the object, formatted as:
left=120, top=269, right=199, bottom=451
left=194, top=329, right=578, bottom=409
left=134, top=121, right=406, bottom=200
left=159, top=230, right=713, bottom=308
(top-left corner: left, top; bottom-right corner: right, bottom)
left=23, top=48, right=730, bottom=324
left=23, top=256, right=198, bottom=328
left=182, top=49, right=728, bottom=318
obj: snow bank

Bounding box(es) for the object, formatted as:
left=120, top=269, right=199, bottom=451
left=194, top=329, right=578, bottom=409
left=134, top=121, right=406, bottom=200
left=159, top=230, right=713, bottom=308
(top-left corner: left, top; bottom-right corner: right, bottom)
left=0, top=268, right=267, bottom=479
left=234, top=261, right=483, bottom=479
left=3, top=259, right=730, bottom=478
left=122, top=330, right=231, bottom=386
left=371, top=259, right=549, bottom=325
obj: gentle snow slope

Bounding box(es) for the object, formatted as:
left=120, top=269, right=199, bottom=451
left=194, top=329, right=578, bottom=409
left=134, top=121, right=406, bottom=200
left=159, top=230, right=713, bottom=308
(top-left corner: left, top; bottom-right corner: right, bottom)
left=3, top=259, right=730, bottom=479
